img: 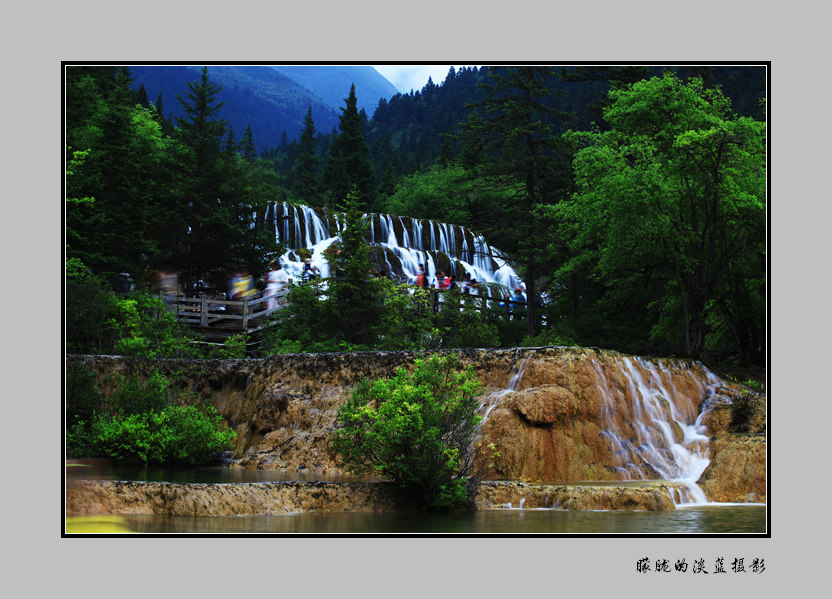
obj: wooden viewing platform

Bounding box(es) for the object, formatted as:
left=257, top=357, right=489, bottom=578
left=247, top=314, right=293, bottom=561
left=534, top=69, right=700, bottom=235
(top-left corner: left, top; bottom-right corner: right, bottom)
left=167, top=285, right=291, bottom=339
left=169, top=282, right=530, bottom=339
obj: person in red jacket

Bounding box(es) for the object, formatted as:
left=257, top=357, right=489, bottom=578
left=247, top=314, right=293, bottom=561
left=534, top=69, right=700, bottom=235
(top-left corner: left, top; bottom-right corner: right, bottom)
left=415, top=264, right=427, bottom=288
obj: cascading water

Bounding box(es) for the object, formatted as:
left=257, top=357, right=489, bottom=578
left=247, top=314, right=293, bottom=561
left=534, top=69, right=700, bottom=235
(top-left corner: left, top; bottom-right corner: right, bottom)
left=475, top=350, right=733, bottom=507
left=475, top=352, right=531, bottom=438
left=268, top=202, right=525, bottom=293
left=590, top=355, right=727, bottom=505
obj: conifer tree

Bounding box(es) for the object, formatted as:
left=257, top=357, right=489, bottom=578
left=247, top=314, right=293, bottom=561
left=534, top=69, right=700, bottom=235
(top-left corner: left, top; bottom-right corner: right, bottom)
left=240, top=124, right=257, bottom=162
left=172, top=66, right=235, bottom=292
left=329, top=187, right=379, bottom=345
left=378, top=162, right=397, bottom=199
left=223, top=126, right=237, bottom=155
left=154, top=91, right=165, bottom=120
left=137, top=83, right=149, bottom=108
left=94, top=67, right=162, bottom=280
left=321, top=84, right=376, bottom=209
left=291, top=106, right=320, bottom=205
left=459, top=66, right=572, bottom=336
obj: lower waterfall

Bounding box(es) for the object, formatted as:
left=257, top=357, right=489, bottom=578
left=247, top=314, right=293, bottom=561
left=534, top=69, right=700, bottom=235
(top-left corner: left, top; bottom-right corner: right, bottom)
left=475, top=349, right=733, bottom=506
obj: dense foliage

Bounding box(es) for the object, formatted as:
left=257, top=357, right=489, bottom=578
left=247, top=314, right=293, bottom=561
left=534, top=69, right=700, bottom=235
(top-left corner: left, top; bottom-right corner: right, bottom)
left=66, top=269, right=247, bottom=359
left=330, top=354, right=484, bottom=510
left=65, top=64, right=766, bottom=366
left=66, top=365, right=236, bottom=465
left=553, top=73, right=766, bottom=362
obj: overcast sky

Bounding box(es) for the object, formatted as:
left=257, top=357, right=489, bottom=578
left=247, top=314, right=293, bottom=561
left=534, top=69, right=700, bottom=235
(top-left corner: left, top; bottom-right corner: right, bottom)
left=372, top=65, right=469, bottom=94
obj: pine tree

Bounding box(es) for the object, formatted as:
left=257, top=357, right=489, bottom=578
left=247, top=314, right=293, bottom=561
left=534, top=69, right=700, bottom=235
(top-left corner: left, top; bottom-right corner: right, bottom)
left=224, top=126, right=237, bottom=155
left=378, top=162, right=397, bottom=199
left=137, top=83, right=149, bottom=108
left=172, top=66, right=231, bottom=292
left=240, top=124, right=257, bottom=162
left=321, top=84, right=376, bottom=209
left=330, top=187, right=380, bottom=345
left=291, top=106, right=320, bottom=204
left=458, top=66, right=572, bottom=336
left=66, top=66, right=171, bottom=285
left=94, top=67, right=161, bottom=279
left=154, top=91, right=165, bottom=120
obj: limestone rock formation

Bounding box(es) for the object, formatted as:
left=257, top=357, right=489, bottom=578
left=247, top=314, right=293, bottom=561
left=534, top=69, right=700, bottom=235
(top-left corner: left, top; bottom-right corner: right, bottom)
left=697, top=395, right=767, bottom=502
left=66, top=479, right=680, bottom=516
left=66, top=347, right=767, bottom=505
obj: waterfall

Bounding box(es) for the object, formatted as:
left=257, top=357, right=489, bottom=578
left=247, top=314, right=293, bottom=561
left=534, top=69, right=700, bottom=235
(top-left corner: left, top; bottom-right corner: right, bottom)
left=270, top=201, right=524, bottom=291
left=473, top=349, right=730, bottom=507
left=591, top=355, right=723, bottom=505
left=477, top=351, right=531, bottom=428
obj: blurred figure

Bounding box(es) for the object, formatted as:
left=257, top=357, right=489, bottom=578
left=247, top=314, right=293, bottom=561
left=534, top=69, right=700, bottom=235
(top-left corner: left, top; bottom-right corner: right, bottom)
left=415, top=264, right=427, bottom=288
left=460, top=273, right=470, bottom=295
left=468, top=278, right=479, bottom=296
left=158, top=270, right=179, bottom=306
left=511, top=286, right=526, bottom=304
left=65, top=515, right=135, bottom=534
left=264, top=261, right=289, bottom=310
left=302, top=258, right=320, bottom=282
left=509, top=286, right=526, bottom=319
left=229, top=270, right=256, bottom=301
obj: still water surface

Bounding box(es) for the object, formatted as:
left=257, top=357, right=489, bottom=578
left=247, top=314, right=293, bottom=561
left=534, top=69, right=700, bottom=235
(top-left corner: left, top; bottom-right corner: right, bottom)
left=115, top=505, right=765, bottom=534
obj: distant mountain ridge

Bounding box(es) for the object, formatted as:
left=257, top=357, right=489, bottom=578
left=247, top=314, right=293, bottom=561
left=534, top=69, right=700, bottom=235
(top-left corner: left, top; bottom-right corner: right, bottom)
left=128, top=65, right=399, bottom=152
left=271, top=65, right=400, bottom=115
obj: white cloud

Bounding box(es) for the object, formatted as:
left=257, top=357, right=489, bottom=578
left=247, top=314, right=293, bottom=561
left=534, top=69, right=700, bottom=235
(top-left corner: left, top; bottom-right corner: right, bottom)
left=372, top=65, right=466, bottom=94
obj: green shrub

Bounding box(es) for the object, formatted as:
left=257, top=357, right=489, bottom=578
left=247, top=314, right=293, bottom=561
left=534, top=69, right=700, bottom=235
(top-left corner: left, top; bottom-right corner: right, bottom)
left=106, top=371, right=170, bottom=416
left=65, top=279, right=122, bottom=354
left=433, top=289, right=501, bottom=349
left=91, top=404, right=236, bottom=465
left=213, top=333, right=248, bottom=359
left=66, top=419, right=94, bottom=458
left=520, top=326, right=578, bottom=348
left=109, top=291, right=204, bottom=359
left=330, top=353, right=483, bottom=510
left=66, top=368, right=236, bottom=465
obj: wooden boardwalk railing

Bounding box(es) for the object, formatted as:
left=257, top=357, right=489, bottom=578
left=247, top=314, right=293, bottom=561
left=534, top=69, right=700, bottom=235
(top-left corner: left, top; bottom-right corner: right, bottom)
left=169, top=282, right=531, bottom=337
left=167, top=285, right=291, bottom=336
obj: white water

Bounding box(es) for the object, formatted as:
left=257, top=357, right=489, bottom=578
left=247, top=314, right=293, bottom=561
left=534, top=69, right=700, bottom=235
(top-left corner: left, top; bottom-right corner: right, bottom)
left=477, top=352, right=531, bottom=423
left=591, top=355, right=729, bottom=505
left=475, top=351, right=731, bottom=507
left=269, top=202, right=525, bottom=293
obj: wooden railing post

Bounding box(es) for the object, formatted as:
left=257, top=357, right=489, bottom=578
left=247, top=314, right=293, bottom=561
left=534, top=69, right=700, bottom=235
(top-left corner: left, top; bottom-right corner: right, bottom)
left=242, top=298, right=249, bottom=330
left=200, top=297, right=208, bottom=327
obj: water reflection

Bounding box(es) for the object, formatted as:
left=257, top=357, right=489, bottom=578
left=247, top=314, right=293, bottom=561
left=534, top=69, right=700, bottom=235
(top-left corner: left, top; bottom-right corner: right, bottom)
left=114, top=506, right=766, bottom=535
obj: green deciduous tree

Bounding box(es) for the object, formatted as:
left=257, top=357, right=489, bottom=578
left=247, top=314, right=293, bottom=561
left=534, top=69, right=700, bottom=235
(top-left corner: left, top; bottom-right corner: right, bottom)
left=383, top=164, right=479, bottom=227
left=331, top=353, right=484, bottom=510
left=556, top=73, right=766, bottom=362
